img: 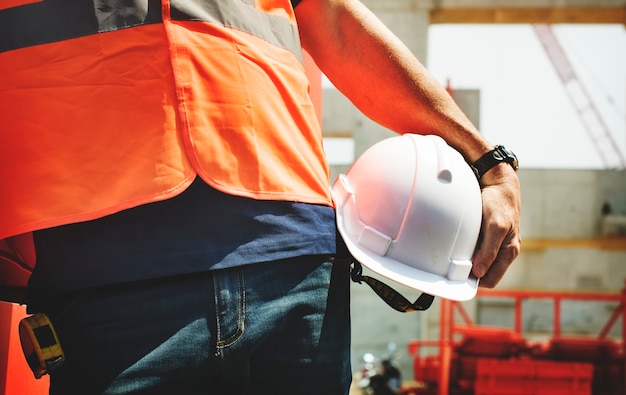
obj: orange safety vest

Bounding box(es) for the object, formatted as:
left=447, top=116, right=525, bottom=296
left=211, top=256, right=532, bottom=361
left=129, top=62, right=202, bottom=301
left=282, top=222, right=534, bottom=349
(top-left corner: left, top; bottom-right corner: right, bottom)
left=0, top=0, right=332, bottom=301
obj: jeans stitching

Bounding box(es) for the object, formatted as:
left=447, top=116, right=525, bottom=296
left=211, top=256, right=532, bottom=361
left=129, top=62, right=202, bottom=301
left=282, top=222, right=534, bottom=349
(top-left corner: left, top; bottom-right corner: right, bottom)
left=215, top=269, right=246, bottom=352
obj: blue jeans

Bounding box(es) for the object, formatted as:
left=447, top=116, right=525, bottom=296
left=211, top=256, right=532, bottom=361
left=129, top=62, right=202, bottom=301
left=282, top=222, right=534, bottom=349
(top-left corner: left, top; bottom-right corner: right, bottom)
left=39, top=256, right=351, bottom=394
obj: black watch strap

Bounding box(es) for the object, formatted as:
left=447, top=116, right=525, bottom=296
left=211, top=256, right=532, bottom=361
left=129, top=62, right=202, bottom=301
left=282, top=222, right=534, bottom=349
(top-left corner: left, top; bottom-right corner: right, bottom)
left=470, top=145, right=519, bottom=180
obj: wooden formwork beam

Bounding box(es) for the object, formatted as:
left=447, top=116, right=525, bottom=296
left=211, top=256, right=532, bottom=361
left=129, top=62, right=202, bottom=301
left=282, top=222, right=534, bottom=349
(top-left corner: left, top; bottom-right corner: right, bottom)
left=430, top=7, right=626, bottom=25
left=522, top=237, right=626, bottom=251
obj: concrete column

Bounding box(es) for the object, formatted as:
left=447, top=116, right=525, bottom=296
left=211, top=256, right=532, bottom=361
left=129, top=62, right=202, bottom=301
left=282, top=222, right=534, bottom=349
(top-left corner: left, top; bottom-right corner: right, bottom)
left=361, top=0, right=435, bottom=56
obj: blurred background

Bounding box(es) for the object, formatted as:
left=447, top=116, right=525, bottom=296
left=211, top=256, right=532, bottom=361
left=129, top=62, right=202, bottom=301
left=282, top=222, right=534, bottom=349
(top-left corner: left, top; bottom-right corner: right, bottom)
left=319, top=2, right=626, bottom=394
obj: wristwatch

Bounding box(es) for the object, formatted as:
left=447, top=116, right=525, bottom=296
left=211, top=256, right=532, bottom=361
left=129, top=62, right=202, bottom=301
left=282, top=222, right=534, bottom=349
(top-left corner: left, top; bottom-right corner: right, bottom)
left=470, top=145, right=519, bottom=180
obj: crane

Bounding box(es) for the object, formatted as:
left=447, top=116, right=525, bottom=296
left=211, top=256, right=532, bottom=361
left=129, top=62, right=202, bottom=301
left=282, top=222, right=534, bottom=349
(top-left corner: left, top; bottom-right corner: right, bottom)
left=533, top=24, right=626, bottom=169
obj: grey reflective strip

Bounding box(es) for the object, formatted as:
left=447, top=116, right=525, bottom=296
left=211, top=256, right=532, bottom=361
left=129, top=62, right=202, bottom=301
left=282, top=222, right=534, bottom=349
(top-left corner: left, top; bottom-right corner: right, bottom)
left=170, top=0, right=303, bottom=61
left=0, top=0, right=302, bottom=60
left=93, top=0, right=159, bottom=32
left=0, top=0, right=161, bottom=53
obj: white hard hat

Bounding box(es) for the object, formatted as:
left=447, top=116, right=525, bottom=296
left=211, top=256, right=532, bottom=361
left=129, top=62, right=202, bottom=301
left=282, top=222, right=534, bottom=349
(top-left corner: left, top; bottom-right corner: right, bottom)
left=333, top=134, right=482, bottom=302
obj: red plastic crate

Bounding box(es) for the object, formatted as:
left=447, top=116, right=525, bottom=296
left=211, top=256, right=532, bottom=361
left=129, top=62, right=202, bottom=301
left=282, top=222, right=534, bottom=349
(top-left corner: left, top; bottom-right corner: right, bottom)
left=455, top=327, right=527, bottom=358
left=474, top=358, right=593, bottom=395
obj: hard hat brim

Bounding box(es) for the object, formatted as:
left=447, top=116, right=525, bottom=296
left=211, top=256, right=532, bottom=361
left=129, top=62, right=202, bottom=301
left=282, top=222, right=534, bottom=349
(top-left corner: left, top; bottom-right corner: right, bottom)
left=336, top=210, right=479, bottom=302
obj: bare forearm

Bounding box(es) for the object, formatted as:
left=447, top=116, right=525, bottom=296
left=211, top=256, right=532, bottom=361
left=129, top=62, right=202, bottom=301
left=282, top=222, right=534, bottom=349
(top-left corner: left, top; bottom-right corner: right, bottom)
left=295, top=0, right=491, bottom=163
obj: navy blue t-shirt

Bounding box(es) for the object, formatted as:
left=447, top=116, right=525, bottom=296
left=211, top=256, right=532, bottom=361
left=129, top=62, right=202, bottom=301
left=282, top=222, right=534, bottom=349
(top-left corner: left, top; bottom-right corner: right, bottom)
left=26, top=178, right=337, bottom=303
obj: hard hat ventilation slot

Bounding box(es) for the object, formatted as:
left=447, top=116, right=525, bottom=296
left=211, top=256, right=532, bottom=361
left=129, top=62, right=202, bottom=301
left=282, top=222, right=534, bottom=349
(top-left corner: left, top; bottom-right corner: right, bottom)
left=437, top=169, right=453, bottom=183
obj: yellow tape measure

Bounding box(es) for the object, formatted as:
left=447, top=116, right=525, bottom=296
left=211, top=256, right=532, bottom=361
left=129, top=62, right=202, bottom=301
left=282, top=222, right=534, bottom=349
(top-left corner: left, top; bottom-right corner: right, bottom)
left=18, top=313, right=65, bottom=379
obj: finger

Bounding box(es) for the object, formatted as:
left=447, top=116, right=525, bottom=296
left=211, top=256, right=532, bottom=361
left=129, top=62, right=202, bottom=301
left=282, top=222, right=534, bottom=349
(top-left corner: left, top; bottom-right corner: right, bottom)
left=474, top=232, right=520, bottom=287
left=477, top=248, right=514, bottom=288
left=471, top=227, right=503, bottom=279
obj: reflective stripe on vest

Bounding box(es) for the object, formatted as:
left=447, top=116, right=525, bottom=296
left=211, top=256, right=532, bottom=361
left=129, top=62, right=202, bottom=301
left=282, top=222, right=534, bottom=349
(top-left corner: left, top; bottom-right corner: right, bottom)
left=0, top=0, right=302, bottom=58
left=0, top=0, right=332, bottom=241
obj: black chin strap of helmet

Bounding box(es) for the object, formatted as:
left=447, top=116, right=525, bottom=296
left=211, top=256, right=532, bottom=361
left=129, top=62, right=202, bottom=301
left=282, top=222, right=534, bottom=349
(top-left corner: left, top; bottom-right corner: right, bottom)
left=350, top=260, right=434, bottom=313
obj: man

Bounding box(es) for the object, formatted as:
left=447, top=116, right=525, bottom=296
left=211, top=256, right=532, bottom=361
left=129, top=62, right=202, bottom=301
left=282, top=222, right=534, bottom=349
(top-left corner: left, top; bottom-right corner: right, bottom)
left=0, top=0, right=520, bottom=394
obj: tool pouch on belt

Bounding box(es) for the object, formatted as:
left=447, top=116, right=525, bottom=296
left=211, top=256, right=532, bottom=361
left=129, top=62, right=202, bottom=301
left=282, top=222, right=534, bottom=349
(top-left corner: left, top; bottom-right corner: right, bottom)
left=19, top=313, right=65, bottom=379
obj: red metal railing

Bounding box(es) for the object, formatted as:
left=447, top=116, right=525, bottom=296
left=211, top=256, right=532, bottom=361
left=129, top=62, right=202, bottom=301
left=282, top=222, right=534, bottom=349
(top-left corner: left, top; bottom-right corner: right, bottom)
left=408, top=284, right=626, bottom=395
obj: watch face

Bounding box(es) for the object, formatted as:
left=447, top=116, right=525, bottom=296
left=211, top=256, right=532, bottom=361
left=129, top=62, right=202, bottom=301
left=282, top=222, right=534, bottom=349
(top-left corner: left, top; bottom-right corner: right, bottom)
left=495, top=146, right=519, bottom=171
left=471, top=145, right=519, bottom=180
